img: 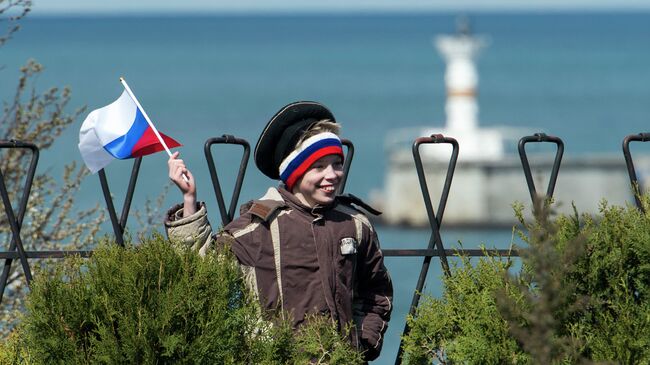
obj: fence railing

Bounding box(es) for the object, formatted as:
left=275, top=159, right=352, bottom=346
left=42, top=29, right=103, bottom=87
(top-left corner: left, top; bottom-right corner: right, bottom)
left=623, top=133, right=650, bottom=212
left=385, top=132, right=565, bottom=364
left=0, top=141, right=92, bottom=304
left=1, top=132, right=649, bottom=364
left=204, top=135, right=251, bottom=226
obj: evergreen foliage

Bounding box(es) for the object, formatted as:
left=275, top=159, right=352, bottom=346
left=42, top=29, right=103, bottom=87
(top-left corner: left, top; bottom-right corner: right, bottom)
left=1, top=0, right=177, bottom=333
left=402, top=198, right=650, bottom=364
left=565, top=200, right=650, bottom=363
left=0, top=235, right=363, bottom=364
left=0, top=0, right=104, bottom=333
left=496, top=201, right=589, bottom=364
left=401, top=253, right=530, bottom=364
left=291, top=315, right=365, bottom=365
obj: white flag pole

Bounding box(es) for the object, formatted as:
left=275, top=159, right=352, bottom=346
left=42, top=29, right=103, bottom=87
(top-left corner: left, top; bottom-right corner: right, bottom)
left=119, top=77, right=189, bottom=182
left=119, top=77, right=172, bottom=156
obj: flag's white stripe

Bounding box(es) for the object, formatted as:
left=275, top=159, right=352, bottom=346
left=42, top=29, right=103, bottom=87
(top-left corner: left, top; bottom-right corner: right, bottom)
left=89, top=91, right=139, bottom=145
left=78, top=90, right=139, bottom=173
left=78, top=125, right=114, bottom=173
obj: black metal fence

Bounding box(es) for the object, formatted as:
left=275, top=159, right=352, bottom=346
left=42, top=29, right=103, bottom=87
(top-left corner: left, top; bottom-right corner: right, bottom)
left=1, top=132, right=649, bottom=364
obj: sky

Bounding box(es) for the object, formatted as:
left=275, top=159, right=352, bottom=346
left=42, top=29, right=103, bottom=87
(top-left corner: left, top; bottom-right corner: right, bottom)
left=32, top=0, right=650, bottom=15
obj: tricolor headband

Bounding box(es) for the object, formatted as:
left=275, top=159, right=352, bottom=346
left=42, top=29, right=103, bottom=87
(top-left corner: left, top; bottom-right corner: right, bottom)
left=279, top=132, right=344, bottom=190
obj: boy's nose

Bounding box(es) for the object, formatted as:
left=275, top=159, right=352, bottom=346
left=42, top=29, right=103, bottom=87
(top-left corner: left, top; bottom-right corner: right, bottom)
left=324, top=164, right=341, bottom=179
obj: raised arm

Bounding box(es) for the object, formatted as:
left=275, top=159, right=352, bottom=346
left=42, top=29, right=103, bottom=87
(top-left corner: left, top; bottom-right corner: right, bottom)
left=168, top=151, right=197, bottom=217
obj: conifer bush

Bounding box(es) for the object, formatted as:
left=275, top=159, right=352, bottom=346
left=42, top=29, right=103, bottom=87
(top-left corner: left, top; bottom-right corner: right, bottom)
left=402, top=199, right=650, bottom=364
left=0, top=235, right=363, bottom=364
left=401, top=254, right=530, bottom=364
left=0, top=0, right=105, bottom=334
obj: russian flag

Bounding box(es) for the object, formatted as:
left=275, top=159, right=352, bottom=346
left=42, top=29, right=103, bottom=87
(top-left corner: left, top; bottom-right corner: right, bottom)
left=78, top=90, right=181, bottom=173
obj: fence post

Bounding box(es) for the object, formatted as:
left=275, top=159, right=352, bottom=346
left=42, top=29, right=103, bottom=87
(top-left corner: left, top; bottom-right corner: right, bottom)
left=518, top=133, right=564, bottom=203
left=622, top=133, right=650, bottom=212
left=204, top=135, right=250, bottom=226
left=394, top=134, right=458, bottom=365
left=98, top=157, right=142, bottom=246
left=337, top=138, right=354, bottom=195
left=0, top=140, right=38, bottom=302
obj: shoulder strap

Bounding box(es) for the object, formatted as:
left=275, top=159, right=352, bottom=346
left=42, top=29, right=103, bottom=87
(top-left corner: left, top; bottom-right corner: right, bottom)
left=242, top=187, right=287, bottom=222
left=241, top=187, right=286, bottom=313
left=337, top=193, right=382, bottom=216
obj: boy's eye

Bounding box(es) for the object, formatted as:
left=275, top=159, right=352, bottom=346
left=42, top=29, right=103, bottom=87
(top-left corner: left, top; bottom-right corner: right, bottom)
left=310, top=156, right=343, bottom=171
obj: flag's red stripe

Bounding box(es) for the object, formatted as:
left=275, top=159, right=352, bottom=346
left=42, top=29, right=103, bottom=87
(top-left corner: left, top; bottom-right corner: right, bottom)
left=131, top=126, right=181, bottom=158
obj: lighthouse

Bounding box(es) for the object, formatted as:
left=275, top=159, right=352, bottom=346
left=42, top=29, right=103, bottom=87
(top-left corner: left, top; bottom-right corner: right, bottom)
left=424, top=17, right=506, bottom=161
left=381, top=17, right=645, bottom=227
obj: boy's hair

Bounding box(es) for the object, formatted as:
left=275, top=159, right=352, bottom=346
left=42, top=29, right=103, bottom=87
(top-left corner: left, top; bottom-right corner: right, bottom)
left=294, top=119, right=340, bottom=149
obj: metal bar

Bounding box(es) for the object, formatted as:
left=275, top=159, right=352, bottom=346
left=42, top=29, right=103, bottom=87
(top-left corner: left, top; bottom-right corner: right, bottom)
left=0, top=185, right=32, bottom=286
left=518, top=133, right=564, bottom=203
left=0, top=140, right=38, bottom=302
left=622, top=133, right=650, bottom=211
left=0, top=250, right=93, bottom=259
left=395, top=134, right=458, bottom=365
left=413, top=134, right=457, bottom=276
left=204, top=135, right=250, bottom=226
left=98, top=158, right=142, bottom=246
left=383, top=248, right=518, bottom=257
left=119, top=157, right=142, bottom=228
left=98, top=169, right=125, bottom=246
left=337, top=139, right=354, bottom=195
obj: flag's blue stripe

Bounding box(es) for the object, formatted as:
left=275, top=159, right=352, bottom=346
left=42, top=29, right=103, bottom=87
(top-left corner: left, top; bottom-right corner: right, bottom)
left=103, top=108, right=148, bottom=159
left=280, top=138, right=341, bottom=181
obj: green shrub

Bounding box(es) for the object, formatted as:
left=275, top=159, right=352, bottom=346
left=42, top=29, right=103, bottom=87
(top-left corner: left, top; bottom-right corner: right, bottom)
left=567, top=201, right=650, bottom=363
left=291, top=315, right=365, bottom=365
left=403, top=199, right=650, bottom=364
left=0, top=234, right=363, bottom=364
left=401, top=253, right=530, bottom=364
left=0, top=328, right=35, bottom=365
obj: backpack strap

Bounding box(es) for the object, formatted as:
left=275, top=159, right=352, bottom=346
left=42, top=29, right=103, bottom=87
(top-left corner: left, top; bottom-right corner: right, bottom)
left=337, top=193, right=382, bottom=216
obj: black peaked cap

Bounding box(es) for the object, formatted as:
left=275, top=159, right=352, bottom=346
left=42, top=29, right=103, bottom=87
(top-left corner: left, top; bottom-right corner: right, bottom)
left=255, top=101, right=336, bottom=179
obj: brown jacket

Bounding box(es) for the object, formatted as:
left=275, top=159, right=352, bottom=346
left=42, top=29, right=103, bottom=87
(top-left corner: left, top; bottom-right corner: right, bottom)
left=165, top=187, right=393, bottom=361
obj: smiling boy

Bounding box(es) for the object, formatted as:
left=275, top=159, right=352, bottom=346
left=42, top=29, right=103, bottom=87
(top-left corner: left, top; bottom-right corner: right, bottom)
left=165, top=101, right=393, bottom=361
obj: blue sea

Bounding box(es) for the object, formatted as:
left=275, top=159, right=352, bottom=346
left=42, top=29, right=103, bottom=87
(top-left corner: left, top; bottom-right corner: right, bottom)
left=2, top=12, right=650, bottom=363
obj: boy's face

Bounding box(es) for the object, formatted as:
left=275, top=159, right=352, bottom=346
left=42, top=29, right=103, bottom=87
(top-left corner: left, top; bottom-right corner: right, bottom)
left=292, top=154, right=343, bottom=207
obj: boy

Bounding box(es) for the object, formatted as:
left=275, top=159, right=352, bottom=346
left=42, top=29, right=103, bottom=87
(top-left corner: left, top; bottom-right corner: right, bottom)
left=165, top=101, right=392, bottom=361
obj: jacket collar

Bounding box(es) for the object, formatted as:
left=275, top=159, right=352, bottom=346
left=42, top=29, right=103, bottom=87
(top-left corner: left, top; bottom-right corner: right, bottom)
left=248, top=186, right=334, bottom=221
left=277, top=186, right=332, bottom=217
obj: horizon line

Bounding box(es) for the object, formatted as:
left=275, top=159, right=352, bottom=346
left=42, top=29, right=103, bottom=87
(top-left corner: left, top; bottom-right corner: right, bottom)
left=27, top=7, right=650, bottom=17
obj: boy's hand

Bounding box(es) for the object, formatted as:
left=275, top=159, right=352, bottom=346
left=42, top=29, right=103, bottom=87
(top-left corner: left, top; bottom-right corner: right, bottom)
left=168, top=151, right=197, bottom=216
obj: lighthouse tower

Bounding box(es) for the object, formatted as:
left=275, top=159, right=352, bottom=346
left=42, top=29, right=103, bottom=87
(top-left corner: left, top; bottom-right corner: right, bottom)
left=424, top=17, right=505, bottom=161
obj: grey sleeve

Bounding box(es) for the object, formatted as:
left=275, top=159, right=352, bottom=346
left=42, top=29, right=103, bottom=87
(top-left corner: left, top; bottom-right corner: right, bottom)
left=164, top=201, right=214, bottom=256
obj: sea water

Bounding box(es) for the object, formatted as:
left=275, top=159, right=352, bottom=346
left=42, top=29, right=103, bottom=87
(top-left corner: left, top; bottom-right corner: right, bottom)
left=1, top=12, right=650, bottom=363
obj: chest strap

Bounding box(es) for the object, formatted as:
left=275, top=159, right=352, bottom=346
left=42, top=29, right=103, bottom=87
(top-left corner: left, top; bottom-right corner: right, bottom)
left=269, top=214, right=284, bottom=316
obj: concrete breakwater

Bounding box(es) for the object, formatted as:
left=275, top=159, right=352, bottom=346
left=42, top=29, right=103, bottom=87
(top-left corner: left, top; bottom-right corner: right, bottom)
left=380, top=150, right=650, bottom=227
